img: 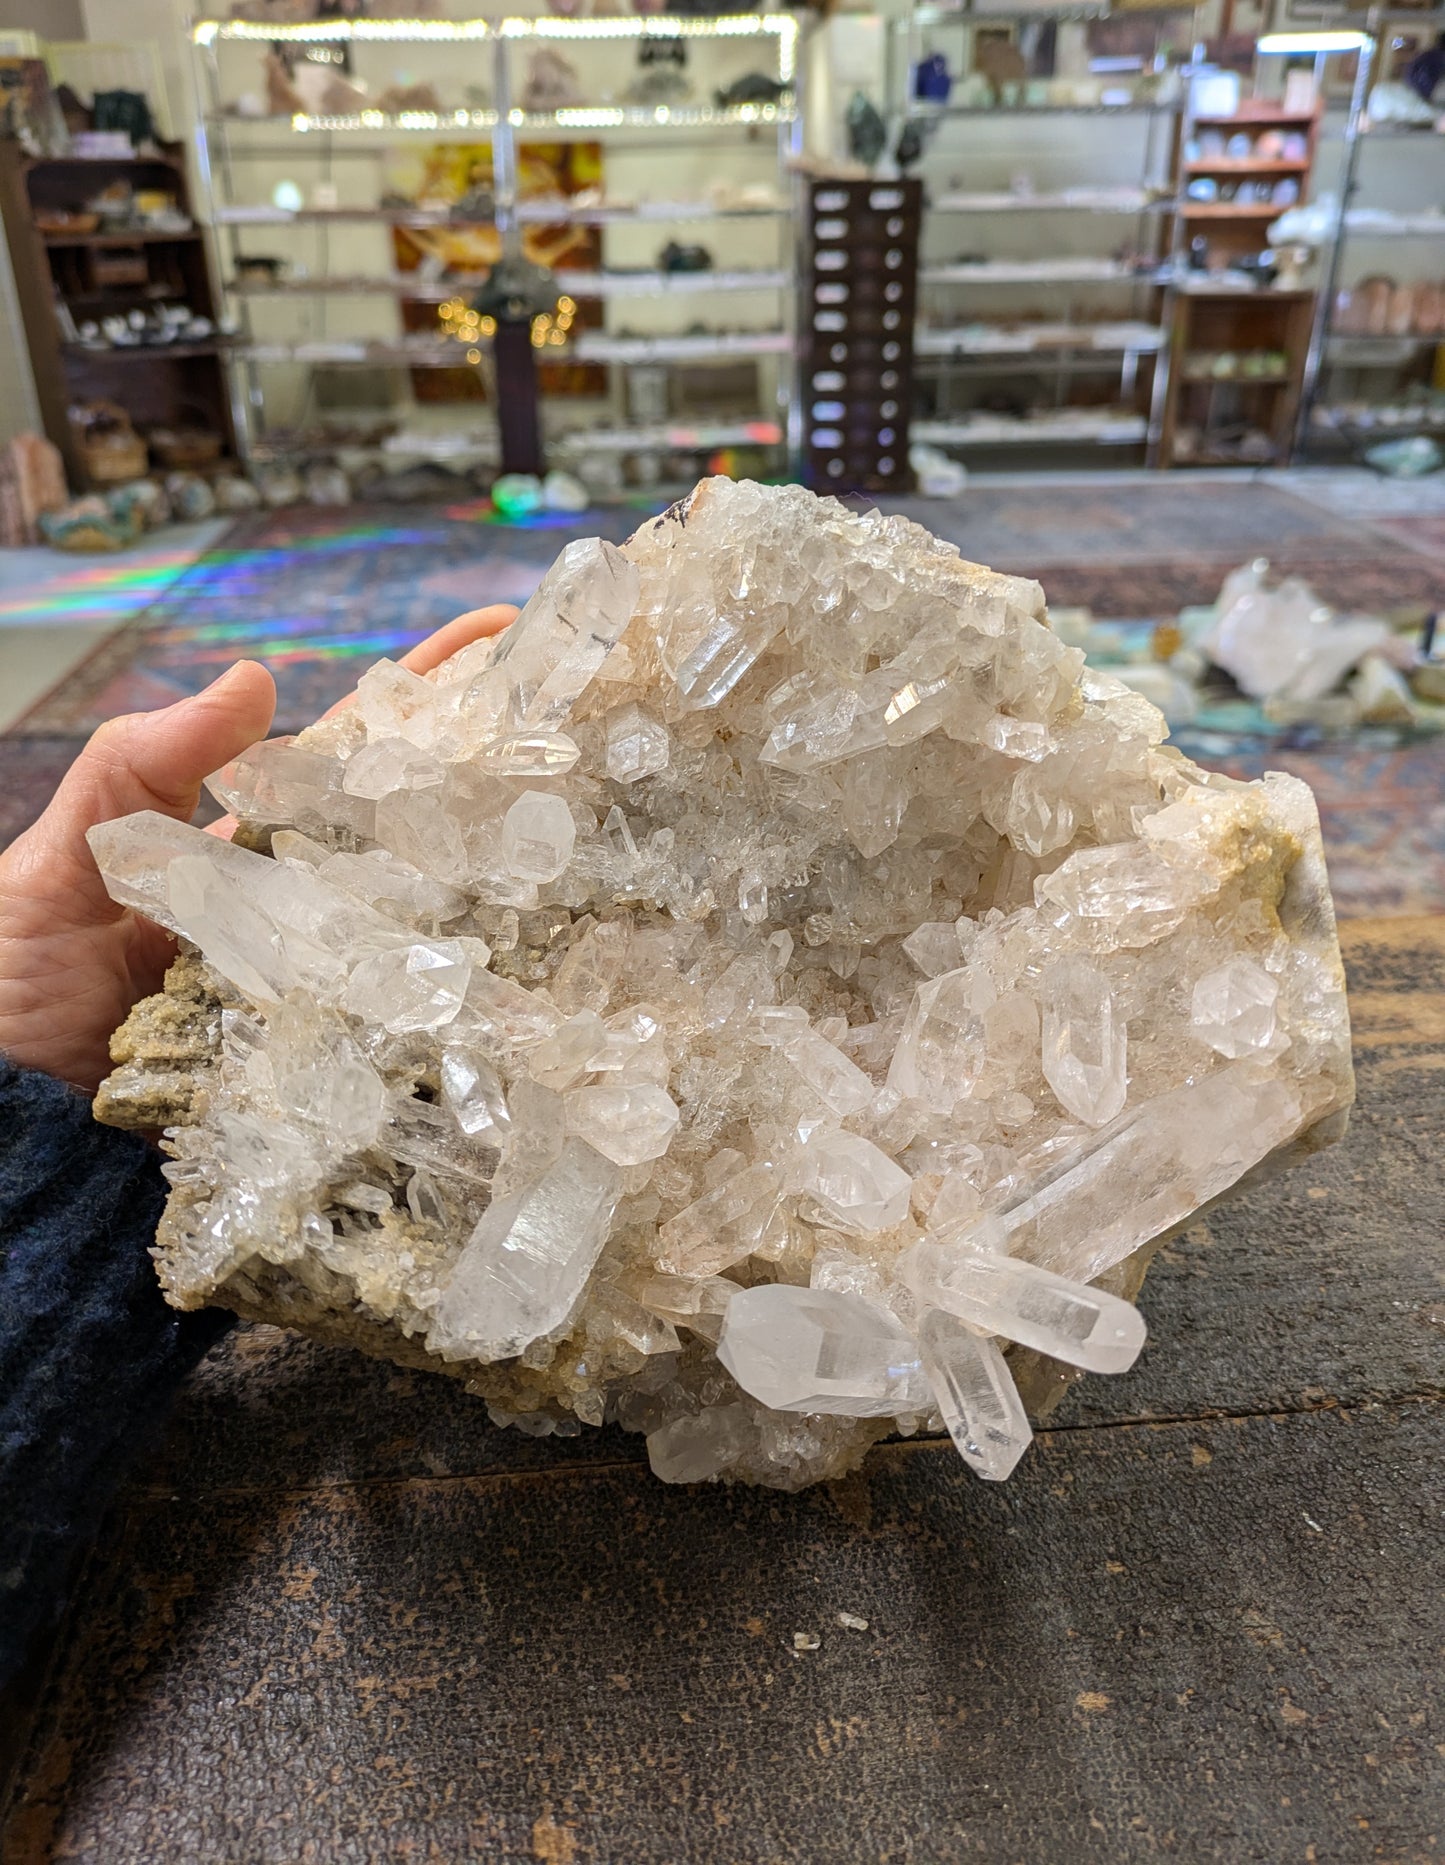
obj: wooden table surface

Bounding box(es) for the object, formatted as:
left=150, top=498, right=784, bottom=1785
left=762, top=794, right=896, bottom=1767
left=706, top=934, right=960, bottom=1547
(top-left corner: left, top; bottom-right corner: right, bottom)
left=4, top=917, right=1442, bottom=1865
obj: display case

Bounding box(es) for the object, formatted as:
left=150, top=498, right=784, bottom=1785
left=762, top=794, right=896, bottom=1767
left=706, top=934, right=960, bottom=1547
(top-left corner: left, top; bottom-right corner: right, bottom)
left=191, top=13, right=801, bottom=491
left=1156, top=95, right=1320, bottom=467
left=889, top=2, right=1192, bottom=466
left=1158, top=284, right=1315, bottom=465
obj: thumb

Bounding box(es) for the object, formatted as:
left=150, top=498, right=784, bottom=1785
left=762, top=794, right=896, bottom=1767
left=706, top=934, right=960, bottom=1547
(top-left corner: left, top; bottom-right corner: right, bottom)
left=63, top=661, right=277, bottom=829
left=5, top=662, right=276, bottom=923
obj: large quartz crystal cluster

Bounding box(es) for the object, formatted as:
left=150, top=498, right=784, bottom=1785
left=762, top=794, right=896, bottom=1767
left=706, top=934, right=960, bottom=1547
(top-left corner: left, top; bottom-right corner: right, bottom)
left=91, top=480, right=1353, bottom=1490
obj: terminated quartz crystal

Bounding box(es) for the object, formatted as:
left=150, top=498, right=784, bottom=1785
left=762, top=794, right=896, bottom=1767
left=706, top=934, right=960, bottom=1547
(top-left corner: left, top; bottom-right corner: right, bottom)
left=1191, top=956, right=1281, bottom=1058
left=428, top=1139, right=623, bottom=1362
left=92, top=479, right=1354, bottom=1493
left=717, top=1286, right=931, bottom=1417
left=1040, top=955, right=1127, bottom=1128
left=902, top=1240, right=1146, bottom=1375
left=605, top=703, right=670, bottom=784
left=792, top=1130, right=912, bottom=1235
left=501, top=790, right=576, bottom=883
left=916, top=1309, right=1034, bottom=1481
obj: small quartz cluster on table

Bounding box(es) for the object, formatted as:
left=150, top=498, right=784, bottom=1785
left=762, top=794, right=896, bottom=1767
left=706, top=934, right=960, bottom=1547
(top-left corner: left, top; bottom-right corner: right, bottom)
left=91, top=479, right=1354, bottom=1491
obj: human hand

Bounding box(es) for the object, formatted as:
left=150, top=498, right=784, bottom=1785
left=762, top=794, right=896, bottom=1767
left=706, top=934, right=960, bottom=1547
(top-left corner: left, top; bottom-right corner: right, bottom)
left=0, top=604, right=516, bottom=1094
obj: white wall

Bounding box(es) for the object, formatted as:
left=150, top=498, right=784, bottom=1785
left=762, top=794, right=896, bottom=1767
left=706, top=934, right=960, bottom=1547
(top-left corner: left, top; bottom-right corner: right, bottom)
left=79, top=0, right=195, bottom=145
left=0, top=0, right=83, bottom=36
left=0, top=235, right=40, bottom=444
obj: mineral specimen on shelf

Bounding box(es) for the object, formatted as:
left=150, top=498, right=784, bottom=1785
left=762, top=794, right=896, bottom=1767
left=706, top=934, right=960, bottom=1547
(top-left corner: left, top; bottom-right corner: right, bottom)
left=92, top=478, right=1355, bottom=1492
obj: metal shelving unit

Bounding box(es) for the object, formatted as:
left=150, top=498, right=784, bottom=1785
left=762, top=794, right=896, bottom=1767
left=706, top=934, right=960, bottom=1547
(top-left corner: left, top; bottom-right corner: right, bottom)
left=889, top=3, right=1190, bottom=465
left=190, top=12, right=802, bottom=479
left=1294, top=7, right=1445, bottom=458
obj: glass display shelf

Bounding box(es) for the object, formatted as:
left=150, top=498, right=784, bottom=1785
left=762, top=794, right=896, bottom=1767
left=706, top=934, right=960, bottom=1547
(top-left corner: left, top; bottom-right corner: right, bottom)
left=916, top=320, right=1162, bottom=356
left=914, top=412, right=1148, bottom=445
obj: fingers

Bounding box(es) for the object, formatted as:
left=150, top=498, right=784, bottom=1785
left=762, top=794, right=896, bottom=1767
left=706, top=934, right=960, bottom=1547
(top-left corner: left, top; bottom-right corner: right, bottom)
left=399, top=603, right=518, bottom=677
left=5, top=662, right=276, bottom=923
left=33, top=606, right=517, bottom=884
left=319, top=603, right=519, bottom=723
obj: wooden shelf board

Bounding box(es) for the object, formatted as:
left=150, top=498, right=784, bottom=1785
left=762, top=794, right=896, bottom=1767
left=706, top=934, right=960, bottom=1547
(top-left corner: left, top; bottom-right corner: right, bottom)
left=1176, top=285, right=1315, bottom=302
left=217, top=207, right=494, bottom=229
left=24, top=153, right=185, bottom=171
left=1177, top=449, right=1284, bottom=465
left=1192, top=108, right=1319, bottom=126
left=1183, top=159, right=1311, bottom=175
left=43, top=228, right=203, bottom=247
left=63, top=340, right=235, bottom=362
left=1181, top=371, right=1294, bottom=385
left=918, top=102, right=1173, bottom=118
left=1179, top=203, right=1286, bottom=219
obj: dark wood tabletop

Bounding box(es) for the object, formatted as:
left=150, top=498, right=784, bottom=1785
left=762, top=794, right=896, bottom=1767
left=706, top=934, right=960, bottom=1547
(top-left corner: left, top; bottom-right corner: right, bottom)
left=4, top=916, right=1442, bottom=1865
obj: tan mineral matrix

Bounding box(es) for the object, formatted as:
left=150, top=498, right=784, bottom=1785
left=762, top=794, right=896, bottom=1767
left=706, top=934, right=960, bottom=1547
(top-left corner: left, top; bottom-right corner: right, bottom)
left=92, top=480, right=1354, bottom=1489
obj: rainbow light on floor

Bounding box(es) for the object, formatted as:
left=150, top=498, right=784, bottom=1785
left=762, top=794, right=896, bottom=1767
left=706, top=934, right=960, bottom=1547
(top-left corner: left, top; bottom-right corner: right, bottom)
left=164, top=624, right=436, bottom=668
left=0, top=518, right=461, bottom=627
left=0, top=547, right=216, bottom=625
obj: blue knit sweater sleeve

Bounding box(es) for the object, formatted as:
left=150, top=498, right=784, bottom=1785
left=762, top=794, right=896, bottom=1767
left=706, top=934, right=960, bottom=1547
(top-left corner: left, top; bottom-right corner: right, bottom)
left=0, top=1056, right=233, bottom=1687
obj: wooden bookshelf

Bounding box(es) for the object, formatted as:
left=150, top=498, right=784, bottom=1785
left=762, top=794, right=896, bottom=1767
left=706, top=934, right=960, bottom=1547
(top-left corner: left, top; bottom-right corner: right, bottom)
left=0, top=139, right=235, bottom=489
left=1159, top=288, right=1316, bottom=469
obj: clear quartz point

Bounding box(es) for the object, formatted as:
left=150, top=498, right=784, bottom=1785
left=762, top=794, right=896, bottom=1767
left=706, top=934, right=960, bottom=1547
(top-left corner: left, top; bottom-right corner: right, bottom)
left=717, top=1284, right=931, bottom=1417
left=783, top=1029, right=875, bottom=1118
left=164, top=856, right=297, bottom=1004
left=791, top=1129, right=911, bottom=1235
left=902, top=921, right=965, bottom=978
left=476, top=733, right=581, bottom=779
left=601, top=805, right=637, bottom=858
left=355, top=658, right=438, bottom=746
left=655, top=1161, right=783, bottom=1276
left=440, top=1046, right=511, bottom=1138
left=1191, top=956, right=1280, bottom=1058
left=605, top=703, right=670, bottom=783
left=316, top=849, right=466, bottom=925
left=626, top=1269, right=739, bottom=1342
left=471, top=536, right=639, bottom=736
left=902, top=1239, right=1146, bottom=1374
left=916, top=1308, right=1033, bottom=1481
left=673, top=610, right=782, bottom=711
left=345, top=940, right=474, bottom=1035
left=89, top=809, right=258, bottom=934
left=647, top=1404, right=756, bottom=1484
left=528, top=1011, right=609, bottom=1090
left=427, top=1138, right=623, bottom=1362
left=566, top=1079, right=681, bottom=1166
left=341, top=738, right=445, bottom=800
left=206, top=737, right=373, bottom=839
left=887, top=967, right=988, bottom=1111
left=960, top=1063, right=1304, bottom=1286
left=1040, top=955, right=1128, bottom=1127
left=501, top=790, right=576, bottom=883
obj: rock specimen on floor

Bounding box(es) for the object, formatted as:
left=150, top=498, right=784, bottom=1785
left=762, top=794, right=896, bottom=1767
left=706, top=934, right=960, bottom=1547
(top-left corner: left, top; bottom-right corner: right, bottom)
left=91, top=479, right=1355, bottom=1490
